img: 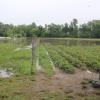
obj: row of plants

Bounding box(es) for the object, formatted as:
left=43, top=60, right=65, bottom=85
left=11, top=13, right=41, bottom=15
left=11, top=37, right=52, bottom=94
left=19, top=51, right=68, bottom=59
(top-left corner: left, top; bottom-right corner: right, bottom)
left=48, top=44, right=87, bottom=70
left=45, top=44, right=75, bottom=73
left=56, top=45, right=100, bottom=71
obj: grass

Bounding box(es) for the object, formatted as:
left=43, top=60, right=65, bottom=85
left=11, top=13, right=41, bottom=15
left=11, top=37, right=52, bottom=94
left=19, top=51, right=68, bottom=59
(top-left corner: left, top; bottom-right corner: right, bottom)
left=0, top=38, right=100, bottom=100
left=0, top=75, right=35, bottom=100
left=39, top=45, right=54, bottom=75
left=0, top=39, right=36, bottom=75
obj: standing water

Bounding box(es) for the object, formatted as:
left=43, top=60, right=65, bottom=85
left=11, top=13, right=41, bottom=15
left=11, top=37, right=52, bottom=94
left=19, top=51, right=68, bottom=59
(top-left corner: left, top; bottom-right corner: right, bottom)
left=0, top=69, right=13, bottom=78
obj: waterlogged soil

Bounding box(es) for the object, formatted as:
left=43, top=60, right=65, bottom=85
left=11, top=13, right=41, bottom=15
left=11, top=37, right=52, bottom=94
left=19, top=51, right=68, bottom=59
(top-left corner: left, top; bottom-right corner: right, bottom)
left=0, top=68, right=100, bottom=100
left=21, top=68, right=100, bottom=100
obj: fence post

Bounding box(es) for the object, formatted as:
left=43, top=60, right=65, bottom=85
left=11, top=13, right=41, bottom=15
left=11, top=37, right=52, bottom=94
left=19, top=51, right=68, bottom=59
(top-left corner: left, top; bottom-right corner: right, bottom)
left=32, top=38, right=34, bottom=66
left=99, top=69, right=100, bottom=81
left=32, top=37, right=37, bottom=65
left=31, top=36, right=38, bottom=74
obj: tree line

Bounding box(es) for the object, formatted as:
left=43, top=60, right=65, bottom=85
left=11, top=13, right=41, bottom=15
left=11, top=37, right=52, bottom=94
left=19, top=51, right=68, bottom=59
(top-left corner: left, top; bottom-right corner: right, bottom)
left=0, top=19, right=100, bottom=38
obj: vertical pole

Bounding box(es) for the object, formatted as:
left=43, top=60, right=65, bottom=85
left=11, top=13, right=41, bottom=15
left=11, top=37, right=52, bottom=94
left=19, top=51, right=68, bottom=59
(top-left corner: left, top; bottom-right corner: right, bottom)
left=31, top=37, right=35, bottom=74
left=99, top=69, right=100, bottom=80
left=32, top=37, right=34, bottom=66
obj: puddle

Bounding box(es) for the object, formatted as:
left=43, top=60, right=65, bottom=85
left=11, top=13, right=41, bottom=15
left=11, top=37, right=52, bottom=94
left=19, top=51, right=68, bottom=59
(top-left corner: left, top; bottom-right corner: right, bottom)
left=14, top=48, right=22, bottom=51
left=86, top=70, right=92, bottom=74
left=0, top=37, right=11, bottom=40
left=14, top=44, right=32, bottom=52
left=25, top=44, right=32, bottom=49
left=0, top=69, right=13, bottom=78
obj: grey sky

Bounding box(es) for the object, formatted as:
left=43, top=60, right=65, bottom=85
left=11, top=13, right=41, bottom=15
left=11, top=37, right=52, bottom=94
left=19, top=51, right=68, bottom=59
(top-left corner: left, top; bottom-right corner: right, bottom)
left=0, top=0, right=100, bottom=25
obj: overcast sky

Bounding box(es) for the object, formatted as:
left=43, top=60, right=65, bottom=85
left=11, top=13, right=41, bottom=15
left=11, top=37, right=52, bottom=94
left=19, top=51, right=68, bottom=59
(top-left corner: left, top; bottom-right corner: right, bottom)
left=0, top=0, right=100, bottom=25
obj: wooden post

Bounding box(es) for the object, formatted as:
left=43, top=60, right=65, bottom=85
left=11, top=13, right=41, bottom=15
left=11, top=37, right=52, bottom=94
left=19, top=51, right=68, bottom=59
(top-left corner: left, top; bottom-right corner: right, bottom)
left=96, top=68, right=100, bottom=81
left=31, top=37, right=35, bottom=74
left=99, top=69, right=100, bottom=81
left=32, top=38, right=34, bottom=66
left=32, top=37, right=37, bottom=65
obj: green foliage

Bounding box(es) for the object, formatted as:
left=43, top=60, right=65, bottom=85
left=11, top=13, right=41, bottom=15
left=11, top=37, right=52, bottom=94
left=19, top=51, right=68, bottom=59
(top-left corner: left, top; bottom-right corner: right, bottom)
left=0, top=19, right=100, bottom=38
left=45, top=44, right=75, bottom=73
left=0, top=38, right=36, bottom=75
left=39, top=45, right=54, bottom=75
left=56, top=45, right=100, bottom=71
left=51, top=44, right=86, bottom=69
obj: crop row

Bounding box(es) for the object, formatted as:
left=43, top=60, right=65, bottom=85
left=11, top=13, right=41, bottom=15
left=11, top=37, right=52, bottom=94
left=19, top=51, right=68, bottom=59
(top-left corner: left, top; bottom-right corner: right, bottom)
left=47, top=44, right=86, bottom=70
left=55, top=45, right=100, bottom=71
left=45, top=44, right=75, bottom=73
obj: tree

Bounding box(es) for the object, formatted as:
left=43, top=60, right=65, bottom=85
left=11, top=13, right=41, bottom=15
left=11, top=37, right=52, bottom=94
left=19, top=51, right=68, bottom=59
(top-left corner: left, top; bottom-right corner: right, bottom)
left=0, top=20, right=100, bottom=38
left=69, top=19, right=78, bottom=37
left=62, top=23, right=69, bottom=37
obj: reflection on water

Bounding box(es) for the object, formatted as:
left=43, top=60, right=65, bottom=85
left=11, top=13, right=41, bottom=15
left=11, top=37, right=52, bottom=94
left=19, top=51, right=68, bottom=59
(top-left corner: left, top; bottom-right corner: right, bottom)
left=41, top=38, right=100, bottom=46
left=1, top=37, right=100, bottom=46
left=0, top=37, right=32, bottom=46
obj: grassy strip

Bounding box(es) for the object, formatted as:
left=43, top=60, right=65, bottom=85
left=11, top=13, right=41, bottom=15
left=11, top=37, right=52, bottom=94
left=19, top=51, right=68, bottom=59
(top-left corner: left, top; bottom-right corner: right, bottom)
left=11, top=49, right=33, bottom=75
left=45, top=44, right=74, bottom=73
left=39, top=45, right=54, bottom=75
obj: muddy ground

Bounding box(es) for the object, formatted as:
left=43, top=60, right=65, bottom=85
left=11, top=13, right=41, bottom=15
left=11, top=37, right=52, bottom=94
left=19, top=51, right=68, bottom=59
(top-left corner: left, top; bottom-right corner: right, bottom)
left=18, top=68, right=100, bottom=100
left=0, top=68, right=100, bottom=100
